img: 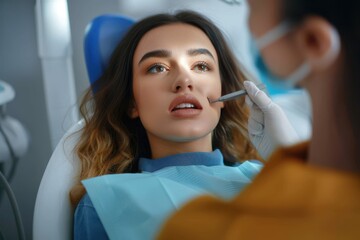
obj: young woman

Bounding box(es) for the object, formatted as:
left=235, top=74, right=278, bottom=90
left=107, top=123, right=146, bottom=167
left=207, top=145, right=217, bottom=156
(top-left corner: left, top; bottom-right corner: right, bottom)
left=158, top=0, right=360, bottom=239
left=72, top=10, right=263, bottom=239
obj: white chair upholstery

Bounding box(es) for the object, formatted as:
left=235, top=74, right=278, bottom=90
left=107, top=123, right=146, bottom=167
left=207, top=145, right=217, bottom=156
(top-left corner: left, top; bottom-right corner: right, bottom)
left=33, top=121, right=83, bottom=240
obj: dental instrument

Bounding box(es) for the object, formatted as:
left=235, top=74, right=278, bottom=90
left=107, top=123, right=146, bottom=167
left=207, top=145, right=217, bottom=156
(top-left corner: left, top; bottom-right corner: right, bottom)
left=209, top=83, right=265, bottom=103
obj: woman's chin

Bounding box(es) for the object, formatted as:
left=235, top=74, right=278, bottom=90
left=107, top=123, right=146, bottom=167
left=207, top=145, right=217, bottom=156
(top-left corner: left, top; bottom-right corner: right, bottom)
left=165, top=131, right=212, bottom=143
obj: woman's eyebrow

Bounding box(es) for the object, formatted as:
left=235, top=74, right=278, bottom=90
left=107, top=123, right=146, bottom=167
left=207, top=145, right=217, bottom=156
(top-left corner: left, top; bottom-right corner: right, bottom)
left=138, top=49, right=171, bottom=65
left=138, top=48, right=214, bottom=65
left=187, top=48, right=214, bottom=60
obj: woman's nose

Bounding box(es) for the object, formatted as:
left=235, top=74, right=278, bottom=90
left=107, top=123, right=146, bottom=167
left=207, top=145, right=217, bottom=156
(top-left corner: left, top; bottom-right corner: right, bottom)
left=172, top=72, right=193, bottom=92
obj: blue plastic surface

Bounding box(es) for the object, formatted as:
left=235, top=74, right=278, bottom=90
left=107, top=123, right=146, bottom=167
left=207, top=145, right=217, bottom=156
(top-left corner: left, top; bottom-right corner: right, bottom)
left=84, top=14, right=135, bottom=87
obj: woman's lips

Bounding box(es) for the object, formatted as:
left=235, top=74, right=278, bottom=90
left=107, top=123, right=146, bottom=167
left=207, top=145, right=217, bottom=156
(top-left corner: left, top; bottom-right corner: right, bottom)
left=169, top=94, right=203, bottom=117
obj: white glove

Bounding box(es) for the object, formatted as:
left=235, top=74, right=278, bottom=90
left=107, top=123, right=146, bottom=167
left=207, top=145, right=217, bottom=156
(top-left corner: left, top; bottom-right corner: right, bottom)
left=244, top=81, right=300, bottom=160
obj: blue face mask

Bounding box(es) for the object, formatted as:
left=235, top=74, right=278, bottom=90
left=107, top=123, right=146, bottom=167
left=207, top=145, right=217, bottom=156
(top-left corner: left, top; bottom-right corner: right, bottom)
left=253, top=22, right=311, bottom=91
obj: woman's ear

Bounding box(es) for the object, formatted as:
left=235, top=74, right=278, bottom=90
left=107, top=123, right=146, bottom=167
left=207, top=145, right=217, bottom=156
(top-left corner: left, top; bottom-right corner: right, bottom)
left=128, top=101, right=139, bottom=118
left=294, top=16, right=341, bottom=69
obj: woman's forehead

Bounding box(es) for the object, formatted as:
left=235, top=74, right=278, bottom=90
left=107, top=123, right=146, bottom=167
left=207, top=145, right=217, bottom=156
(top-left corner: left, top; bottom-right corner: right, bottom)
left=133, top=23, right=218, bottom=61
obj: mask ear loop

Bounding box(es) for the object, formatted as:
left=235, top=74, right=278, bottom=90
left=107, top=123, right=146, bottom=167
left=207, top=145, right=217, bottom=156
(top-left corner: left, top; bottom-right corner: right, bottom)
left=255, top=22, right=293, bottom=50
left=285, top=63, right=311, bottom=87
left=254, top=22, right=311, bottom=87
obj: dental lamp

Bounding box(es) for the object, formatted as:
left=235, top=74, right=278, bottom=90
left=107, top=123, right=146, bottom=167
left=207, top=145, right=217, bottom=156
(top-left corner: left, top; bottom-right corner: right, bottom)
left=0, top=80, right=29, bottom=178
left=0, top=79, right=27, bottom=240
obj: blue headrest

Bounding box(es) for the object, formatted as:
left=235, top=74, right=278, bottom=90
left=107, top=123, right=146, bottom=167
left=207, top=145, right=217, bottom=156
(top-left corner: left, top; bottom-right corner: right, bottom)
left=84, top=14, right=135, bottom=86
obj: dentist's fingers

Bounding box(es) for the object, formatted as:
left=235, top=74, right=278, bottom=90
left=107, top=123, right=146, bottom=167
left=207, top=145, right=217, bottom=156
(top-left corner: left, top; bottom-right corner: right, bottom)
left=245, top=94, right=254, bottom=108
left=246, top=96, right=264, bottom=135
left=244, top=81, right=272, bottom=111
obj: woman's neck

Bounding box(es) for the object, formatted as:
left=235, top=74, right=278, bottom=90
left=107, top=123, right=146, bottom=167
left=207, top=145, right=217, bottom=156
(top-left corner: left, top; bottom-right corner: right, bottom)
left=147, top=132, right=213, bottom=159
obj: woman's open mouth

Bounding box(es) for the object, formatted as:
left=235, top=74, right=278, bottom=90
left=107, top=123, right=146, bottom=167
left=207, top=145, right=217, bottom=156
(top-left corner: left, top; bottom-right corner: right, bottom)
left=169, top=95, right=203, bottom=117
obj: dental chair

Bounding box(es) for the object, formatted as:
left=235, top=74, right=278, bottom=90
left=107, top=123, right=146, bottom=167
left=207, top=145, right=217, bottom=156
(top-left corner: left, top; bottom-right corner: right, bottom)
left=32, top=14, right=135, bottom=240
left=32, top=13, right=311, bottom=240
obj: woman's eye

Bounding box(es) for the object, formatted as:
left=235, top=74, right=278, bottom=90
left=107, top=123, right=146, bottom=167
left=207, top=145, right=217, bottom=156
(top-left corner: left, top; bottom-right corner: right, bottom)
left=193, top=62, right=210, bottom=72
left=148, top=64, right=168, bottom=73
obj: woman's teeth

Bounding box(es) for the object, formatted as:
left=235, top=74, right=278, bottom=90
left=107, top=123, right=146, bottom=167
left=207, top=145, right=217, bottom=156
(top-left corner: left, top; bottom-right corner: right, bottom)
left=174, top=103, right=195, bottom=110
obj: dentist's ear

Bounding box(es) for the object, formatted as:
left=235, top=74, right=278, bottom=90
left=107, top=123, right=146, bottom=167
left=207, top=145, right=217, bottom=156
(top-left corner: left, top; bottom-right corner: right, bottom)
left=295, top=16, right=341, bottom=70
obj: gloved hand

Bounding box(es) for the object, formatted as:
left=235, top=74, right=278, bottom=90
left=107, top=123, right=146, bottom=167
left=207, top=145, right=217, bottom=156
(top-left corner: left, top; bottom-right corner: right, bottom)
left=244, top=81, right=300, bottom=160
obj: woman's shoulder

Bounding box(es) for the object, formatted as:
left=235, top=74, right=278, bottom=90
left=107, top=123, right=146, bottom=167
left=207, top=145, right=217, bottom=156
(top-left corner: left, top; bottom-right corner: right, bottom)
left=77, top=192, right=94, bottom=208
left=74, top=192, right=109, bottom=239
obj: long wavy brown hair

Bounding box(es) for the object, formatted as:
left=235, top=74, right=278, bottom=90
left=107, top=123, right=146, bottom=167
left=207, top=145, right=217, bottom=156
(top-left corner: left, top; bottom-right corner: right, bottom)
left=70, top=10, right=260, bottom=205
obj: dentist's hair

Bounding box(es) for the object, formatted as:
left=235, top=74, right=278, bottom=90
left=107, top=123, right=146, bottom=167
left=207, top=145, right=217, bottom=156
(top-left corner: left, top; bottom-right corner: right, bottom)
left=283, top=0, right=360, bottom=164
left=70, top=10, right=259, bottom=204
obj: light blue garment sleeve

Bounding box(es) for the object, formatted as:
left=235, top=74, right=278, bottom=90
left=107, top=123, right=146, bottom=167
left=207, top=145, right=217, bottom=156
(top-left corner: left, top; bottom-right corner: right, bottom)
left=74, top=194, right=109, bottom=240
left=83, top=161, right=263, bottom=240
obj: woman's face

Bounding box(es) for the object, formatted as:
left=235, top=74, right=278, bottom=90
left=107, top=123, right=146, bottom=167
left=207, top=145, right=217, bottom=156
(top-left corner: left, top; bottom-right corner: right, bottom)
left=132, top=23, right=223, bottom=157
